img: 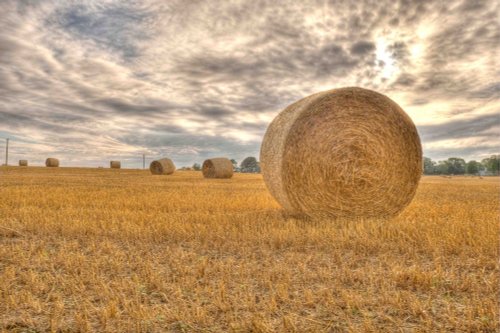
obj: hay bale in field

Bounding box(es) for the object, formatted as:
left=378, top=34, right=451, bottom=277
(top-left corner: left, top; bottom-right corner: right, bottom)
left=150, top=158, right=175, bottom=175
left=260, top=87, right=422, bottom=218
left=45, top=158, right=59, bottom=167
left=19, top=160, right=28, bottom=167
left=202, top=158, right=233, bottom=179
left=110, top=161, right=121, bottom=169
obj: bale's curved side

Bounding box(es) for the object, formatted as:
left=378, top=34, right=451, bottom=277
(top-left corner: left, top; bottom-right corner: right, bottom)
left=260, top=87, right=422, bottom=218
left=19, top=160, right=28, bottom=167
left=260, top=90, right=329, bottom=212
left=110, top=161, right=121, bottom=169
left=150, top=158, right=176, bottom=175
left=202, top=158, right=233, bottom=179
left=45, top=158, right=59, bottom=167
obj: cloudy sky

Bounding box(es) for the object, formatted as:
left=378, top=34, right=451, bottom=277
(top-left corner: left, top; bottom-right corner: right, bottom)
left=0, top=0, right=499, bottom=168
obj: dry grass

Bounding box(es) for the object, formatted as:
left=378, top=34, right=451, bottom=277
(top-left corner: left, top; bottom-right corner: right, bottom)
left=0, top=167, right=498, bottom=332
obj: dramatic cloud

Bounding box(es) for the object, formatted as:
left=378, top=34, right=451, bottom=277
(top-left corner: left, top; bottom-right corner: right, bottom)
left=0, top=0, right=498, bottom=167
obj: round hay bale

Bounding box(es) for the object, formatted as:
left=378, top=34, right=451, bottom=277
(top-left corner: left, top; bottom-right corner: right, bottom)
left=19, top=160, right=28, bottom=167
left=202, top=158, right=233, bottom=179
left=150, top=158, right=176, bottom=175
left=260, top=87, right=422, bottom=218
left=110, top=161, right=121, bottom=169
left=45, top=158, right=59, bottom=167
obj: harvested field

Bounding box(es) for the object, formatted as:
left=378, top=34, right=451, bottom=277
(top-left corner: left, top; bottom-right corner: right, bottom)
left=0, top=167, right=498, bottom=332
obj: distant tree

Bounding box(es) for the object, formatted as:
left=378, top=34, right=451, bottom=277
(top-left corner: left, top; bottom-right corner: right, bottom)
left=436, top=160, right=450, bottom=175
left=446, top=157, right=466, bottom=175
left=466, top=160, right=482, bottom=175
left=192, top=163, right=201, bottom=171
left=482, top=155, right=500, bottom=175
left=230, top=159, right=238, bottom=169
left=240, top=156, right=260, bottom=173
left=423, top=157, right=436, bottom=175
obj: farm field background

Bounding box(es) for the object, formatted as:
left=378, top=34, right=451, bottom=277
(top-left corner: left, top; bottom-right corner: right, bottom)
left=0, top=167, right=498, bottom=332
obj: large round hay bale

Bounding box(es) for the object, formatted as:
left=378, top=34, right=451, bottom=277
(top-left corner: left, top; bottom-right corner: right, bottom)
left=260, top=87, right=422, bottom=218
left=202, top=158, right=233, bottom=179
left=110, top=161, right=121, bottom=169
left=19, top=160, right=28, bottom=167
left=45, top=158, right=59, bottom=167
left=150, top=158, right=175, bottom=175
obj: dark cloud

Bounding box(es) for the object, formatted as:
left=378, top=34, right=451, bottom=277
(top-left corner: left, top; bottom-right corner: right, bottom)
left=419, top=114, right=500, bottom=142
left=96, top=98, right=180, bottom=114
left=424, top=145, right=500, bottom=162
left=196, top=106, right=232, bottom=117
left=410, top=98, right=429, bottom=106
left=387, top=42, right=409, bottom=63
left=176, top=42, right=357, bottom=84
left=391, top=73, right=417, bottom=87
left=52, top=3, right=151, bottom=59
left=350, top=41, right=375, bottom=55
left=468, top=83, right=500, bottom=99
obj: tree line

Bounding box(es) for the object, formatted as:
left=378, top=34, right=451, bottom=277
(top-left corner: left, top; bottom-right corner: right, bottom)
left=187, top=154, right=500, bottom=176
left=423, top=155, right=500, bottom=175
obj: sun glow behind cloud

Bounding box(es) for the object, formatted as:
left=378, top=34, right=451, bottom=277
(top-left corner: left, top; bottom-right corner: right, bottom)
left=375, top=38, right=398, bottom=81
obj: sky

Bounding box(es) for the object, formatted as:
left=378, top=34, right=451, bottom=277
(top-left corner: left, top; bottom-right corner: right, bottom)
left=0, top=0, right=499, bottom=168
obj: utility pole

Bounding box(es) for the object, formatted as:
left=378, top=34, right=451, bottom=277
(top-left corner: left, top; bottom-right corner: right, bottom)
left=142, top=154, right=145, bottom=169
left=5, top=138, right=8, bottom=166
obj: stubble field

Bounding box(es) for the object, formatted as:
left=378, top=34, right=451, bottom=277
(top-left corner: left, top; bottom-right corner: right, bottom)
left=0, top=167, right=498, bottom=332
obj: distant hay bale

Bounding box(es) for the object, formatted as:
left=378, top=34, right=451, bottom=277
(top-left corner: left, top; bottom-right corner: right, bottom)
left=260, top=87, right=422, bottom=219
left=110, top=161, right=121, bottom=169
left=19, top=160, right=28, bottom=167
left=202, top=158, right=233, bottom=179
left=150, top=158, right=176, bottom=175
left=45, top=158, right=59, bottom=167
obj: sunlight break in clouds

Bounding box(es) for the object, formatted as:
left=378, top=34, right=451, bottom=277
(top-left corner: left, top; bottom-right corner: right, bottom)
left=375, top=38, right=397, bottom=81
left=0, top=0, right=499, bottom=167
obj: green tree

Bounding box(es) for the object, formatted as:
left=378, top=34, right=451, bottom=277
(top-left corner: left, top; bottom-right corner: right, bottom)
left=481, top=155, right=500, bottom=175
left=423, top=157, right=436, bottom=175
left=466, top=160, right=482, bottom=175
left=436, top=160, right=450, bottom=175
left=240, top=157, right=259, bottom=173
left=446, top=157, right=466, bottom=175
left=230, top=159, right=238, bottom=168
left=192, top=163, right=201, bottom=171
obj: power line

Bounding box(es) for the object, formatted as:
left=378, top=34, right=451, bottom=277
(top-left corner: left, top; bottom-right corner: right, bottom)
left=5, top=138, right=9, bottom=166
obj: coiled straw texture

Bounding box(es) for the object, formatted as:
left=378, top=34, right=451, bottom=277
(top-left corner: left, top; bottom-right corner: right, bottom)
left=110, top=161, right=121, bottom=169
left=202, top=158, right=233, bottom=179
left=150, top=158, right=176, bottom=175
left=45, top=158, right=59, bottom=167
left=260, top=87, right=422, bottom=218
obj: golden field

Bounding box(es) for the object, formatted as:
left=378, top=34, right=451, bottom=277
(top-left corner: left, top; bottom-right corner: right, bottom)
left=0, top=167, right=498, bottom=332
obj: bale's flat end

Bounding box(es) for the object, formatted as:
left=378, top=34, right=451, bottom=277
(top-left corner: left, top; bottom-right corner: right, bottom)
left=150, top=158, right=176, bottom=175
